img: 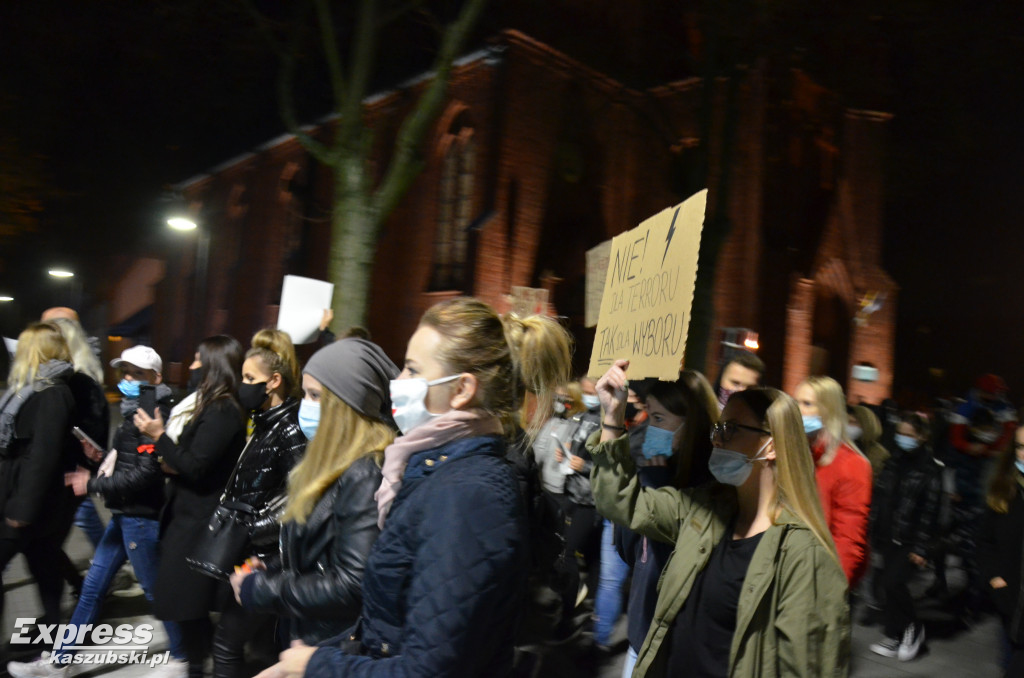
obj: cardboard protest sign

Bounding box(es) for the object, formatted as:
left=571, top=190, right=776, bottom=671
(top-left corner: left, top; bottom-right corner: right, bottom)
left=585, top=239, right=613, bottom=328
left=510, top=286, right=549, bottom=317
left=587, top=189, right=706, bottom=380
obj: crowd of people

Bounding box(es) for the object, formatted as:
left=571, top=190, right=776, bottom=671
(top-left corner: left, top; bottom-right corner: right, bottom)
left=0, top=300, right=1020, bottom=677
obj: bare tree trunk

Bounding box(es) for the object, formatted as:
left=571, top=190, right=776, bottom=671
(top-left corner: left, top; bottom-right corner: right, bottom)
left=330, top=160, right=379, bottom=330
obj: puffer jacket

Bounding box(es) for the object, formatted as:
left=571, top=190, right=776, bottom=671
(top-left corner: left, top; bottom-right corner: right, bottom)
left=305, top=435, right=529, bottom=678
left=87, top=387, right=174, bottom=519
left=240, top=454, right=381, bottom=644
left=222, top=397, right=306, bottom=560
left=869, top=443, right=942, bottom=558
left=590, top=432, right=850, bottom=678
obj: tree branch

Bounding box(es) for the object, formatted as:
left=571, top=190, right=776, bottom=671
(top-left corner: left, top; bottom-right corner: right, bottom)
left=374, top=0, right=489, bottom=218
left=335, top=0, right=377, bottom=148
left=236, top=0, right=287, bottom=59
left=377, top=0, right=427, bottom=29
left=278, top=3, right=335, bottom=165
left=312, top=0, right=348, bottom=113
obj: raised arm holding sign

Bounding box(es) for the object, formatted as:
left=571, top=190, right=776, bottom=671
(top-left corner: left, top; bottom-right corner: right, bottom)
left=587, top=189, right=707, bottom=381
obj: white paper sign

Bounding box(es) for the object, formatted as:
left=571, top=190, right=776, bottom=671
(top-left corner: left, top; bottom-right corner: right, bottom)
left=3, top=337, right=16, bottom=356
left=276, top=275, right=334, bottom=344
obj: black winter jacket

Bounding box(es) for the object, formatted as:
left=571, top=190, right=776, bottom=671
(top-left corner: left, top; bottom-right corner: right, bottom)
left=979, top=476, right=1024, bottom=643
left=240, top=454, right=381, bottom=644
left=223, top=397, right=306, bottom=561
left=305, top=435, right=529, bottom=678
left=564, top=409, right=601, bottom=507
left=67, top=372, right=109, bottom=467
left=87, top=389, right=174, bottom=519
left=869, top=443, right=943, bottom=558
left=0, top=376, right=77, bottom=537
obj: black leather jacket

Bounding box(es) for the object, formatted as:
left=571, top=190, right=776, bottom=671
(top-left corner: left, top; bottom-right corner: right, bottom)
left=222, top=397, right=307, bottom=561
left=240, top=454, right=382, bottom=644
left=88, top=389, right=174, bottom=519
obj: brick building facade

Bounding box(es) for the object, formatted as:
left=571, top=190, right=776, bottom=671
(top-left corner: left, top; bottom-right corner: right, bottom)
left=153, top=30, right=896, bottom=402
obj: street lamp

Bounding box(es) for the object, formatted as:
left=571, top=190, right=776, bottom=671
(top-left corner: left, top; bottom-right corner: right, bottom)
left=0, top=296, right=12, bottom=302
left=48, top=269, right=74, bottom=278
left=168, top=216, right=198, bottom=231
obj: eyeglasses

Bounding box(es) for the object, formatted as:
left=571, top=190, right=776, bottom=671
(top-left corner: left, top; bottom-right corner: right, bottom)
left=710, top=421, right=771, bottom=444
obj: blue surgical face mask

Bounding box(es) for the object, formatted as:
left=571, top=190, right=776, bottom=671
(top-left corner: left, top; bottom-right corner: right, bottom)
left=581, top=394, right=601, bottom=411
left=298, top=399, right=321, bottom=441
left=708, top=439, right=772, bottom=486
left=117, top=379, right=145, bottom=399
left=641, top=425, right=678, bottom=460
left=894, top=433, right=919, bottom=452
left=1015, top=459, right=1024, bottom=475
left=802, top=414, right=823, bottom=435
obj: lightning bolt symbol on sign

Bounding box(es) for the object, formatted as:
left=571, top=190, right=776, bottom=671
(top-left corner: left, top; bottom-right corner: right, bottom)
left=662, top=206, right=680, bottom=266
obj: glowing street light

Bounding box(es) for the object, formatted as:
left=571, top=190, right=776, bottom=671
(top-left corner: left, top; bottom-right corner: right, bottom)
left=168, top=216, right=198, bottom=231
left=48, top=269, right=75, bottom=278
left=0, top=296, right=13, bottom=302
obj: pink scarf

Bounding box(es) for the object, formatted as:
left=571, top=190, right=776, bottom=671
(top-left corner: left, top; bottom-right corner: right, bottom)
left=375, top=408, right=503, bottom=528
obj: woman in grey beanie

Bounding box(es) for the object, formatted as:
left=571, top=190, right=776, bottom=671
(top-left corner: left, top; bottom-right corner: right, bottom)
left=229, top=338, right=398, bottom=646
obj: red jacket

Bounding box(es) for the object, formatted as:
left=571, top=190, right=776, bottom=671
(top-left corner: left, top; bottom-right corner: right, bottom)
left=813, top=438, right=873, bottom=585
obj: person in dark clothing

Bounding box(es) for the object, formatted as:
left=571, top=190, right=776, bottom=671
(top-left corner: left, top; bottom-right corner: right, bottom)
left=868, top=413, right=942, bottom=662
left=9, top=345, right=186, bottom=678
left=259, top=298, right=572, bottom=678
left=135, top=336, right=247, bottom=678
left=979, top=423, right=1024, bottom=677
left=210, top=329, right=307, bottom=678
left=49, top=316, right=109, bottom=597
left=0, top=323, right=78, bottom=639
left=233, top=338, right=396, bottom=650
left=613, top=370, right=718, bottom=676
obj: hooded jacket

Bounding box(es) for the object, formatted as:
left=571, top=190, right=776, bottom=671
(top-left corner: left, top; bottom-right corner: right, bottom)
left=589, top=433, right=850, bottom=678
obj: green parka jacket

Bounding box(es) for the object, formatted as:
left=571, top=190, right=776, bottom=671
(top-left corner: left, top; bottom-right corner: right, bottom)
left=588, top=433, right=850, bottom=678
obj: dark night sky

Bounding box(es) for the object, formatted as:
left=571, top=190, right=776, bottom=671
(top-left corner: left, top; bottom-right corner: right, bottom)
left=1, top=1, right=1023, bottom=402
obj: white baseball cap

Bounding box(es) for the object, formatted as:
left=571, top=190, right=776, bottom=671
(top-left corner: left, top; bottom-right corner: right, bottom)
left=110, top=345, right=162, bottom=374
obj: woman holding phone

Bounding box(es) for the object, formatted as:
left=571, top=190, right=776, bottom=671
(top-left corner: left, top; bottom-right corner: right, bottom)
left=135, top=335, right=246, bottom=678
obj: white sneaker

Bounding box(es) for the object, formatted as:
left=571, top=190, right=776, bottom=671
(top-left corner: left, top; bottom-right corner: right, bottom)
left=898, top=622, right=924, bottom=661
left=146, top=657, right=188, bottom=678
left=868, top=636, right=899, bottom=658
left=6, top=653, right=71, bottom=678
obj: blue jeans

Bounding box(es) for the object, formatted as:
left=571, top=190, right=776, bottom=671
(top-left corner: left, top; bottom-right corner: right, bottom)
left=74, top=497, right=106, bottom=548
left=593, top=519, right=630, bottom=646
left=54, top=515, right=184, bottom=660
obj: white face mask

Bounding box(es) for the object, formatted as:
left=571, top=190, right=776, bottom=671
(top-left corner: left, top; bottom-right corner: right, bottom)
left=581, top=394, right=600, bottom=410
left=389, top=375, right=460, bottom=435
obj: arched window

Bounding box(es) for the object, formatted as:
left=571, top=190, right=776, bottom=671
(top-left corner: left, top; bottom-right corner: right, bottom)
left=430, top=119, right=475, bottom=291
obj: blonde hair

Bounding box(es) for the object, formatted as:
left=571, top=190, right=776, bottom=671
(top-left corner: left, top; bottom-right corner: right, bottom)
left=420, top=298, right=572, bottom=440
left=247, top=329, right=301, bottom=398
left=50, top=317, right=103, bottom=384
left=565, top=381, right=586, bottom=418
left=733, top=388, right=839, bottom=562
left=8, top=323, right=71, bottom=391
left=799, top=376, right=854, bottom=457
left=283, top=388, right=394, bottom=523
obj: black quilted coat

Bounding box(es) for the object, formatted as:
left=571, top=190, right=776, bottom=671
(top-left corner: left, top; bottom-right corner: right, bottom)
left=305, top=434, right=529, bottom=678
left=221, top=397, right=307, bottom=562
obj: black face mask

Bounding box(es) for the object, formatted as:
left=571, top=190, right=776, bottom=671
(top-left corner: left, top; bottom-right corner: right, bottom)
left=238, top=381, right=270, bottom=412
left=187, top=368, right=202, bottom=393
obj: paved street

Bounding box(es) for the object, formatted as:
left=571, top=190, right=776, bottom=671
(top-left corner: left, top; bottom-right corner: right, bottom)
left=2, top=519, right=1006, bottom=677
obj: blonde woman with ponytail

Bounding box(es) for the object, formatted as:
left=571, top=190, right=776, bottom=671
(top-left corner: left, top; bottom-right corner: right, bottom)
left=232, top=337, right=396, bottom=649
left=259, top=297, right=572, bottom=678
left=794, top=375, right=872, bottom=585
left=212, top=329, right=308, bottom=678
left=589, top=359, right=850, bottom=678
